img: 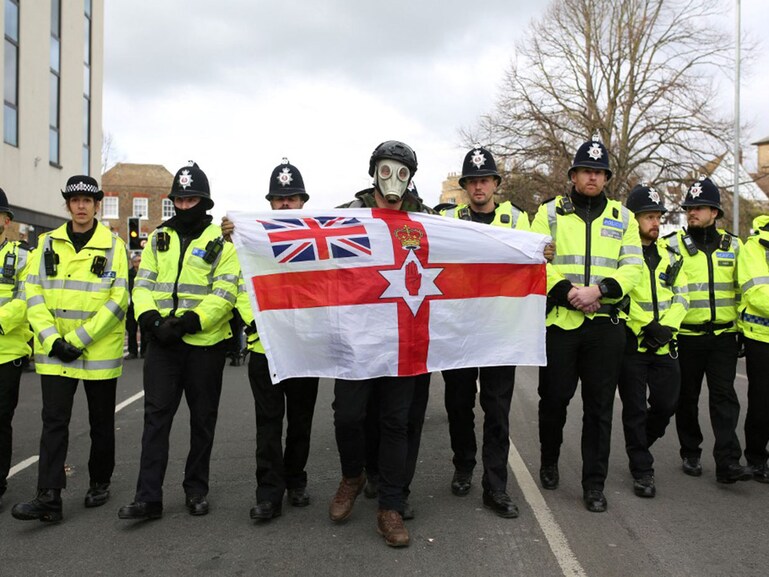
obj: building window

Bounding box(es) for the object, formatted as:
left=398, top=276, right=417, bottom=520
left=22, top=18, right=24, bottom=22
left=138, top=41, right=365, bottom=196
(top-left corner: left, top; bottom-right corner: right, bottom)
left=101, top=196, right=119, bottom=219
left=132, top=197, right=149, bottom=219
left=82, top=0, right=92, bottom=174
left=4, top=0, right=20, bottom=146
left=49, top=0, right=61, bottom=163
left=162, top=198, right=175, bottom=219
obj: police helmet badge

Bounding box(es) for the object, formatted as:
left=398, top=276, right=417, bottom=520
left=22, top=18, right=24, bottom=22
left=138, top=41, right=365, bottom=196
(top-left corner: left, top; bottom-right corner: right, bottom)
left=689, top=182, right=703, bottom=198
left=648, top=187, right=661, bottom=204
left=470, top=149, right=486, bottom=169
left=587, top=143, right=603, bottom=160
left=277, top=167, right=293, bottom=187
left=178, top=170, right=193, bottom=190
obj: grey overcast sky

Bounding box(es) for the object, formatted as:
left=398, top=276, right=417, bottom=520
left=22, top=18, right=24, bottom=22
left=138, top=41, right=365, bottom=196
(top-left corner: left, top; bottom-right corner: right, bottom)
left=103, top=0, right=769, bottom=213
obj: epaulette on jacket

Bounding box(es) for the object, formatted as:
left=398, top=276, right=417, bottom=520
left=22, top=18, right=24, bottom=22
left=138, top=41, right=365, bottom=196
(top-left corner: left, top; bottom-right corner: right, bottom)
left=661, top=230, right=679, bottom=240
left=540, top=196, right=558, bottom=206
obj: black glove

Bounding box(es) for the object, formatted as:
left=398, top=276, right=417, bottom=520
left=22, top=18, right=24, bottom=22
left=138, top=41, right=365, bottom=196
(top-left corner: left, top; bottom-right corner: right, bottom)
left=139, top=310, right=162, bottom=334
left=49, top=338, right=83, bottom=363
left=177, top=311, right=201, bottom=335
left=244, top=320, right=257, bottom=335
left=153, top=317, right=185, bottom=346
left=641, top=321, right=674, bottom=351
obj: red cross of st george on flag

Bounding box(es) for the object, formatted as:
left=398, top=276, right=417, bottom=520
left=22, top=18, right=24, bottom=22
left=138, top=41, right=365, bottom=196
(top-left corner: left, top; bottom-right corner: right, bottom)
left=230, top=208, right=549, bottom=383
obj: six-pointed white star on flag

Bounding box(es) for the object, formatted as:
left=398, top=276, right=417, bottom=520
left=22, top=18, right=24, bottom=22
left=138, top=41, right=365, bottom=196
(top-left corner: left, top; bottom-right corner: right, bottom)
left=379, top=250, right=443, bottom=316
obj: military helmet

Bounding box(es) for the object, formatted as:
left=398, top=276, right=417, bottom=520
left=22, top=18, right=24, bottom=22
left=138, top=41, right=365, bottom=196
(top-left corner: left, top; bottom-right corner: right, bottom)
left=61, top=175, right=104, bottom=201
left=681, top=176, right=722, bottom=218
left=568, top=139, right=612, bottom=181
left=626, top=184, right=667, bottom=214
left=0, top=187, right=14, bottom=220
left=368, top=140, right=418, bottom=179
left=458, top=146, right=501, bottom=188
left=267, top=158, right=308, bottom=201
left=168, top=161, right=213, bottom=210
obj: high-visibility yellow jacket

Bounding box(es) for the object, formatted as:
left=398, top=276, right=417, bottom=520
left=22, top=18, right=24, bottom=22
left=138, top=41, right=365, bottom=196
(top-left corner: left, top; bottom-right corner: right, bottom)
left=531, top=195, right=643, bottom=329
left=626, top=239, right=689, bottom=355
left=666, top=229, right=741, bottom=336
left=236, top=276, right=265, bottom=355
left=441, top=201, right=530, bottom=230
left=133, top=223, right=238, bottom=346
left=0, top=239, right=32, bottom=364
left=26, top=223, right=129, bottom=379
left=738, top=214, right=769, bottom=344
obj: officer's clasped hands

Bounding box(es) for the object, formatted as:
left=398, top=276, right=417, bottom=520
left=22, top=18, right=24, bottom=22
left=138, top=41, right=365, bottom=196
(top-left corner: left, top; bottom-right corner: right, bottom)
left=49, top=338, right=83, bottom=363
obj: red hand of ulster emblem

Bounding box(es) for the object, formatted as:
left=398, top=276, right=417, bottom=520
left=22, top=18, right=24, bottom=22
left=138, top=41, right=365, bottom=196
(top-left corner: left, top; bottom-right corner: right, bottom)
left=405, top=261, right=422, bottom=296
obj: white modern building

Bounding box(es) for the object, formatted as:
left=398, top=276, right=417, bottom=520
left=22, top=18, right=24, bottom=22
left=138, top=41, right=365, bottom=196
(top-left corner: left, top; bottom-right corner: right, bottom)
left=1, top=0, right=103, bottom=244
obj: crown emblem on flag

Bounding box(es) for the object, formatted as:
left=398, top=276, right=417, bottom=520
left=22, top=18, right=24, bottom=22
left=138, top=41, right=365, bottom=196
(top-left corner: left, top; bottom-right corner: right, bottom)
left=394, top=225, right=423, bottom=250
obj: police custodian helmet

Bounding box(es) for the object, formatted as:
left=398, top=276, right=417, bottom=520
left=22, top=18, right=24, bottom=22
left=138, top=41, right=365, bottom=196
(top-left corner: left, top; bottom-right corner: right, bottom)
left=61, top=175, right=104, bottom=201
left=626, top=184, right=667, bottom=215
left=267, top=158, right=309, bottom=201
left=569, top=139, right=612, bottom=181
left=168, top=161, right=213, bottom=210
left=0, top=187, right=14, bottom=219
left=368, top=140, right=418, bottom=179
left=458, top=146, right=501, bottom=188
left=681, top=176, right=723, bottom=219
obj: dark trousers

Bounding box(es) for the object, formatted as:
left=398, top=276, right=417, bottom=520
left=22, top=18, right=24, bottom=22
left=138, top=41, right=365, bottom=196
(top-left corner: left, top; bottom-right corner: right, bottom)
left=0, top=359, right=24, bottom=493
left=334, top=375, right=415, bottom=512
left=134, top=341, right=225, bottom=503
left=125, top=305, right=146, bottom=357
left=538, top=320, right=625, bottom=491
left=248, top=352, right=319, bottom=504
left=364, top=373, right=431, bottom=497
left=744, top=337, right=769, bottom=466
left=37, top=375, right=117, bottom=489
left=443, top=365, right=515, bottom=493
left=618, top=349, right=680, bottom=478
left=675, top=333, right=742, bottom=469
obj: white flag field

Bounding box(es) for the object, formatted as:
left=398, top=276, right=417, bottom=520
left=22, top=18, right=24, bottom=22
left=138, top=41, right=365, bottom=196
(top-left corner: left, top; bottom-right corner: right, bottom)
left=229, top=208, right=550, bottom=383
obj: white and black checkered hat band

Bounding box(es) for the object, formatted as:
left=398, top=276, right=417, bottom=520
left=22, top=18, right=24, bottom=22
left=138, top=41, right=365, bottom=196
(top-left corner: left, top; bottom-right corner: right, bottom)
left=65, top=181, right=100, bottom=194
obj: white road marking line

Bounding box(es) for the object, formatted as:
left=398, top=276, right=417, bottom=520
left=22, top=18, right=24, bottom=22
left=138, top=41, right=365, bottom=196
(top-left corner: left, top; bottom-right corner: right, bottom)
left=509, top=440, right=588, bottom=577
left=6, top=390, right=145, bottom=479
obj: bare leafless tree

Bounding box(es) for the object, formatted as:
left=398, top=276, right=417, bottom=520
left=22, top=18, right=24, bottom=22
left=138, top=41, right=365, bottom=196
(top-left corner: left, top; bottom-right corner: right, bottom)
left=465, top=0, right=739, bottom=208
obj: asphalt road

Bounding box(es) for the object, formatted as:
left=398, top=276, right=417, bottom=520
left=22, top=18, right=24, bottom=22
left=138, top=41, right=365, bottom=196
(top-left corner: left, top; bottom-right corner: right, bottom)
left=0, top=355, right=766, bottom=577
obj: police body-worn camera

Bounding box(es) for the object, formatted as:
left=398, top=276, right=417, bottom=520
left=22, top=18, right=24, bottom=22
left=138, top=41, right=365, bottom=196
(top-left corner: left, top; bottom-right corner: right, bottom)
left=557, top=195, right=575, bottom=216
left=156, top=231, right=170, bottom=252
left=719, top=234, right=732, bottom=252
left=663, top=258, right=683, bottom=287
left=44, top=248, right=59, bottom=276
left=2, top=252, right=16, bottom=279
left=681, top=234, right=698, bottom=256
left=202, top=238, right=224, bottom=264
left=91, top=256, right=107, bottom=277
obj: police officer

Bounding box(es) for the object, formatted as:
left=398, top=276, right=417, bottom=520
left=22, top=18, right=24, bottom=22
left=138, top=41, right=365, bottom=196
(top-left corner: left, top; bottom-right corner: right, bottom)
left=124, top=253, right=145, bottom=360
left=12, top=176, right=129, bottom=522
left=531, top=138, right=642, bottom=512
left=237, top=159, right=320, bottom=521
left=439, top=146, right=528, bottom=518
left=737, top=214, right=769, bottom=483
left=618, top=184, right=689, bottom=498
left=0, top=188, right=32, bottom=510
left=668, top=177, right=752, bottom=483
left=329, top=140, right=433, bottom=548
left=118, top=162, right=239, bottom=520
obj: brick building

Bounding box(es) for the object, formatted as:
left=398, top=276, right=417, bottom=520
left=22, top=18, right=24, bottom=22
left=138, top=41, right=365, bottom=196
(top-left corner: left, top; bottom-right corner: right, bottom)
left=100, top=163, right=174, bottom=250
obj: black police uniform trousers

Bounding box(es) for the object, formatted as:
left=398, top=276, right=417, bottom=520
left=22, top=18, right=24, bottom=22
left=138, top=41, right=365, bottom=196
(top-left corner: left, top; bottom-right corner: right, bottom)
left=334, top=375, right=416, bottom=512
left=743, top=337, right=769, bottom=467
left=443, top=365, right=515, bottom=493
left=364, top=373, right=431, bottom=497
left=675, top=332, right=743, bottom=470
left=248, top=351, right=319, bottom=505
left=617, top=349, right=680, bottom=478
left=125, top=304, right=146, bottom=357
left=538, top=319, right=625, bottom=491
left=0, top=358, right=24, bottom=494
left=36, top=375, right=117, bottom=489
left=134, top=340, right=225, bottom=503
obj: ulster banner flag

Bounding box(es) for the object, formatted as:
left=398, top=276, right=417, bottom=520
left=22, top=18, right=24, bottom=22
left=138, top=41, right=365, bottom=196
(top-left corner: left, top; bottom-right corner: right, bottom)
left=230, top=208, right=549, bottom=382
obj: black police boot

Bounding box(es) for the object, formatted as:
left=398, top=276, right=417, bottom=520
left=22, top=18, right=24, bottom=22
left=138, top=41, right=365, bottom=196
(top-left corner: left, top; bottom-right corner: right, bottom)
left=287, top=487, right=310, bottom=507
left=750, top=462, right=769, bottom=484
left=716, top=463, right=753, bottom=484
left=583, top=489, right=607, bottom=513
left=632, top=475, right=656, bottom=498
left=117, top=501, right=163, bottom=520
left=539, top=464, right=559, bottom=490
left=84, top=482, right=110, bottom=508
left=250, top=500, right=282, bottom=521
left=681, top=456, right=702, bottom=477
left=451, top=471, right=472, bottom=496
left=185, top=495, right=209, bottom=516
left=11, top=489, right=63, bottom=522
left=482, top=491, right=519, bottom=518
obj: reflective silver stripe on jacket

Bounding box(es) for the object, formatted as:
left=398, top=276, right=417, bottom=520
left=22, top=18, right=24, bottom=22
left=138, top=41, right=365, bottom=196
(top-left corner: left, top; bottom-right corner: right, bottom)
left=688, top=298, right=736, bottom=309
left=547, top=201, right=558, bottom=240
left=39, top=326, right=59, bottom=341
left=553, top=255, right=618, bottom=268
left=619, top=245, right=642, bottom=256
left=33, top=355, right=122, bottom=370
left=741, top=276, right=769, bottom=293
left=619, top=257, right=644, bottom=266
left=562, top=273, right=606, bottom=286
left=688, top=282, right=735, bottom=293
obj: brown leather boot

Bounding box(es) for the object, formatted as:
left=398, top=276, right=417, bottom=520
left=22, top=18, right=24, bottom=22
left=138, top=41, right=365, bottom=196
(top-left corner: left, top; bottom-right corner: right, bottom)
left=377, top=509, right=409, bottom=547
left=328, top=473, right=366, bottom=522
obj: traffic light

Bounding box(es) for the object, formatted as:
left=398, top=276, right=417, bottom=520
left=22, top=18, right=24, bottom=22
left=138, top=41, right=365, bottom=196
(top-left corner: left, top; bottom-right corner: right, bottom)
left=127, top=217, right=141, bottom=250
